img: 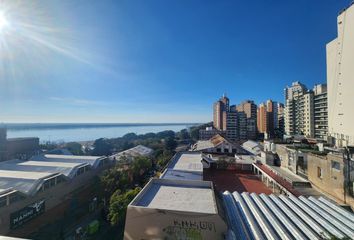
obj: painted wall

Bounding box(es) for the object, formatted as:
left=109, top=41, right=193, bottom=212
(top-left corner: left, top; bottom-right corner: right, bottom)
left=124, top=207, right=227, bottom=240
left=327, top=5, right=354, bottom=146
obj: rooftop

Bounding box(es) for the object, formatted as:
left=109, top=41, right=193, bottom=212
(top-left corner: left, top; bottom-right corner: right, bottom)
left=112, top=145, right=153, bottom=159
left=0, top=154, right=107, bottom=196
left=160, top=152, right=203, bottom=181
left=223, top=191, right=354, bottom=239
left=267, top=165, right=308, bottom=184
left=204, top=169, right=272, bottom=194
left=130, top=178, right=218, bottom=214
left=241, top=140, right=262, bottom=155
left=192, top=134, right=235, bottom=152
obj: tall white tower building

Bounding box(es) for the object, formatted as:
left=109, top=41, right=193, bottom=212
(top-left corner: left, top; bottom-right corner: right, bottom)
left=327, top=3, right=354, bottom=147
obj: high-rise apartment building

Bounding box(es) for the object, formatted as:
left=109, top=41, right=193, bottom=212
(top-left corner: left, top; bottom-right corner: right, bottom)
left=313, top=84, right=328, bottom=140
left=284, top=81, right=314, bottom=137
left=276, top=102, right=285, bottom=136
left=226, top=106, right=238, bottom=141
left=212, top=96, right=257, bottom=141
left=327, top=3, right=354, bottom=147
left=236, top=100, right=257, bottom=139
left=213, top=95, right=229, bottom=131
left=257, top=100, right=279, bottom=138
left=257, top=103, right=267, bottom=134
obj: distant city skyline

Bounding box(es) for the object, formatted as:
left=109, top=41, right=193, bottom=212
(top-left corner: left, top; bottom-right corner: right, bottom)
left=0, top=0, right=350, bottom=123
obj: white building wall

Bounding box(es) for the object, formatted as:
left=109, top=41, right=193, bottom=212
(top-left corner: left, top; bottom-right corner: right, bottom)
left=327, top=5, right=354, bottom=146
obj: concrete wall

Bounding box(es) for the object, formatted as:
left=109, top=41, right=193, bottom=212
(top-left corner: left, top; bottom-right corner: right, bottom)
left=124, top=207, right=227, bottom=240
left=327, top=5, right=354, bottom=146
left=307, top=153, right=354, bottom=209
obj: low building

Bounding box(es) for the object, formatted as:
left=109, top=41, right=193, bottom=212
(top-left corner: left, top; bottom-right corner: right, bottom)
left=124, top=178, right=227, bottom=240
left=160, top=152, right=205, bottom=181
left=241, top=140, right=262, bottom=156
left=223, top=191, right=354, bottom=239
left=307, top=152, right=354, bottom=209
left=0, top=154, right=111, bottom=235
left=199, top=127, right=226, bottom=141
left=110, top=145, right=153, bottom=163
left=192, top=134, right=240, bottom=154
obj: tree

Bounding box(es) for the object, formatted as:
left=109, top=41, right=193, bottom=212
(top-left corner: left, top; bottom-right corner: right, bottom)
left=92, top=138, right=112, bottom=156
left=131, top=156, right=152, bottom=179
left=100, top=167, right=131, bottom=198
left=108, top=188, right=141, bottom=225
left=122, top=133, right=138, bottom=141
left=164, top=137, right=177, bottom=151
left=189, top=122, right=213, bottom=141
left=65, top=142, right=83, bottom=155
left=176, top=129, right=190, bottom=140
left=156, top=130, right=175, bottom=139
left=156, top=150, right=174, bottom=170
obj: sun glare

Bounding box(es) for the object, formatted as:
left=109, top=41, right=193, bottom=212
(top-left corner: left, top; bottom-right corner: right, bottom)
left=0, top=12, right=9, bottom=31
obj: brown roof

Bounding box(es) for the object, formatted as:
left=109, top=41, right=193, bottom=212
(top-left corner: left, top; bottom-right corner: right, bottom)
left=210, top=134, right=232, bottom=147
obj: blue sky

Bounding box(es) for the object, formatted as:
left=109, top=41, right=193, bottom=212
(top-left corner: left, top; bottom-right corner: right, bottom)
left=0, top=0, right=350, bottom=123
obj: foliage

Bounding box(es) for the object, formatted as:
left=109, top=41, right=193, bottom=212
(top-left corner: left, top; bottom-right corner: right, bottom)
left=92, top=138, right=113, bottom=156
left=39, top=141, right=59, bottom=150
left=156, top=150, right=174, bottom=170
left=108, top=187, right=141, bottom=225
left=100, top=167, right=131, bottom=198
left=164, top=137, right=177, bottom=151
left=65, top=142, right=83, bottom=155
left=176, top=129, right=190, bottom=140
left=131, top=156, right=152, bottom=179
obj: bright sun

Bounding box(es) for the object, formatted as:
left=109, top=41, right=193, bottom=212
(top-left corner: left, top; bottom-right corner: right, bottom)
left=0, top=12, right=9, bottom=31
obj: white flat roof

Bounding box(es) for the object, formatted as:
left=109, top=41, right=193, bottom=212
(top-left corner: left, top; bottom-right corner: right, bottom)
left=167, top=152, right=203, bottom=172
left=160, top=152, right=203, bottom=181
left=161, top=169, right=202, bottom=181
left=131, top=179, right=217, bottom=214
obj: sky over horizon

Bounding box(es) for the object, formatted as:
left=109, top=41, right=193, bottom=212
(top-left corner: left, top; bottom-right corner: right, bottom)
left=0, top=0, right=350, bottom=123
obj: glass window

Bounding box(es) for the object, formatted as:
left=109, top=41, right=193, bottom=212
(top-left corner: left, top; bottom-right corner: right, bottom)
left=331, top=161, right=341, bottom=171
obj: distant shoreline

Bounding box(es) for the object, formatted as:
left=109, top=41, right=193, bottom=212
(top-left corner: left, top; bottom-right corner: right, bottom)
left=4, top=123, right=201, bottom=143
left=3, top=123, right=200, bottom=131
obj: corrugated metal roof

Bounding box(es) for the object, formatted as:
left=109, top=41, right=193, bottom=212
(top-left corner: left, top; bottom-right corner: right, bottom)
left=223, top=191, right=354, bottom=240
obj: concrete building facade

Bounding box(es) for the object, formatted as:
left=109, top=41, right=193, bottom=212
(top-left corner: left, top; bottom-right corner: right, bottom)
left=199, top=127, right=226, bottom=141
left=313, top=84, right=328, bottom=140
left=327, top=3, right=354, bottom=147
left=284, top=82, right=314, bottom=137
left=0, top=128, right=39, bottom=162
left=257, top=103, right=267, bottom=134
left=213, top=95, right=229, bottom=131
left=307, top=152, right=354, bottom=209
left=0, top=154, right=111, bottom=236
left=277, top=102, right=285, bottom=136
left=236, top=100, right=257, bottom=140
left=257, top=100, right=281, bottom=138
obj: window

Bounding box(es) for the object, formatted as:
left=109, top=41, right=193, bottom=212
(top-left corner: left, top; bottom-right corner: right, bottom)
left=331, top=161, right=341, bottom=171
left=317, top=167, right=323, bottom=179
